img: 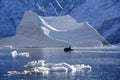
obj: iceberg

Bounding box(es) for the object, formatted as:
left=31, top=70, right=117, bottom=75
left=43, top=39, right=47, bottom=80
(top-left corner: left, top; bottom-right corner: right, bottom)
left=41, top=15, right=110, bottom=46
left=0, top=11, right=70, bottom=47
left=0, top=11, right=110, bottom=47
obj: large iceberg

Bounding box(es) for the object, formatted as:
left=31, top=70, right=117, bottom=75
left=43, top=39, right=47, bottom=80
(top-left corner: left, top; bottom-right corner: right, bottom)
left=0, top=11, right=110, bottom=47
left=41, top=14, right=110, bottom=46
left=0, top=11, right=70, bottom=47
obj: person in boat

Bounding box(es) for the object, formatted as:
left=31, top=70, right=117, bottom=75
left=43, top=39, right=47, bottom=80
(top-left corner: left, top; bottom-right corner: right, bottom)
left=68, top=47, right=71, bottom=50
left=64, top=46, right=74, bottom=52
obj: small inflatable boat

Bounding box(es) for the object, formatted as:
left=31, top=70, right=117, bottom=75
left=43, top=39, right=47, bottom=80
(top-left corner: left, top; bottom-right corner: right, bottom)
left=64, top=47, right=74, bottom=52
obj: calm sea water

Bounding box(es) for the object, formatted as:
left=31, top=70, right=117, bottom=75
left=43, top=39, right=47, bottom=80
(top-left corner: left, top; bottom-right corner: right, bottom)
left=0, top=47, right=120, bottom=80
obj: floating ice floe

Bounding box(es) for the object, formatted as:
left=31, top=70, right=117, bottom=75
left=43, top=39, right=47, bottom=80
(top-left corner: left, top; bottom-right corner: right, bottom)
left=32, top=67, right=49, bottom=74
left=8, top=60, right=92, bottom=76
left=7, top=71, right=22, bottom=75
left=51, top=62, right=76, bottom=72
left=10, top=50, right=30, bottom=58
left=2, top=45, right=13, bottom=49
left=24, top=60, right=45, bottom=68
left=74, top=64, right=92, bottom=70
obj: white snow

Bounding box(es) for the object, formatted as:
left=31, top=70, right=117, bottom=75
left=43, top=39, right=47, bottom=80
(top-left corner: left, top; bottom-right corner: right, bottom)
left=36, top=3, right=45, bottom=13
left=55, top=0, right=63, bottom=9
left=39, top=16, right=59, bottom=31
left=49, top=3, right=59, bottom=15
left=42, top=15, right=79, bottom=30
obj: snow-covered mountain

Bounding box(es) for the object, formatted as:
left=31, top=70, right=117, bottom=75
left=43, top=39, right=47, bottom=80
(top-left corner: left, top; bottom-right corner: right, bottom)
left=0, top=0, right=120, bottom=44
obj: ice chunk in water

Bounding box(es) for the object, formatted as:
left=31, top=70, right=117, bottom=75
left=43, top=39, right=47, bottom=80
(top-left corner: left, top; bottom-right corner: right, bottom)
left=24, top=60, right=45, bottom=68
left=10, top=50, right=30, bottom=58
left=50, top=67, right=68, bottom=72
left=37, top=60, right=45, bottom=66
left=10, top=50, right=17, bottom=57
left=18, top=52, right=30, bottom=57
left=74, top=64, right=92, bottom=71
left=24, top=60, right=91, bottom=73
left=7, top=71, right=21, bottom=75
left=3, top=45, right=13, bottom=49
left=81, top=64, right=92, bottom=70
left=7, top=60, right=92, bottom=76
left=52, top=62, right=76, bottom=72
left=32, top=67, right=49, bottom=74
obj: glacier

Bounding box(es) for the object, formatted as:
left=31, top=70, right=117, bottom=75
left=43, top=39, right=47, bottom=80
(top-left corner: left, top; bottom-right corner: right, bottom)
left=0, top=11, right=110, bottom=47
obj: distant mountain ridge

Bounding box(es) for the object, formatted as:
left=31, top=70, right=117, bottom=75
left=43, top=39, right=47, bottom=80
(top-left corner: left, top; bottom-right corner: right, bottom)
left=0, top=0, right=120, bottom=45
left=70, top=0, right=120, bottom=44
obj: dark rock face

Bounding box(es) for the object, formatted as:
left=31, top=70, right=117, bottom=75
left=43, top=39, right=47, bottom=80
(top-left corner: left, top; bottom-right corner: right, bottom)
left=70, top=0, right=120, bottom=45
left=0, top=0, right=120, bottom=45
left=98, top=17, right=120, bottom=44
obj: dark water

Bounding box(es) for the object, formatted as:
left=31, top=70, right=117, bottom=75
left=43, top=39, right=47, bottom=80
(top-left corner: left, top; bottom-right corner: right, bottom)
left=0, top=47, right=120, bottom=80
